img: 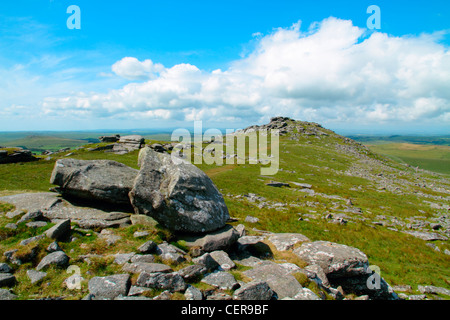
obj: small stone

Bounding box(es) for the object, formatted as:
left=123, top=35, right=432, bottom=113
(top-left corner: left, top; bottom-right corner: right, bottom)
left=185, top=285, right=203, bottom=300
left=26, top=221, right=48, bottom=229
left=0, top=263, right=12, bottom=273
left=133, top=231, right=150, bottom=238
left=45, top=219, right=71, bottom=240
left=233, top=281, right=274, bottom=300
left=0, top=273, right=16, bottom=287
left=0, top=289, right=17, bottom=300
left=27, top=270, right=47, bottom=284
left=201, top=271, right=239, bottom=290
left=209, top=250, right=235, bottom=271
left=46, top=241, right=63, bottom=253
left=36, top=251, right=69, bottom=271
left=138, top=241, right=157, bottom=253
left=245, top=215, right=259, bottom=223
left=88, top=274, right=131, bottom=300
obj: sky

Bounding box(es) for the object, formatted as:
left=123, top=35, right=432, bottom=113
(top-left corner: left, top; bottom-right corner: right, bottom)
left=0, top=0, right=449, bottom=134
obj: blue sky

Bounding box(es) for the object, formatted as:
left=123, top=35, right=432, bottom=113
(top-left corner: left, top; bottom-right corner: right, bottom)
left=0, top=0, right=449, bottom=134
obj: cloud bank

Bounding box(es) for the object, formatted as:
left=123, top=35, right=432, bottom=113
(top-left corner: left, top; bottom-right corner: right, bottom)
left=41, top=17, right=450, bottom=129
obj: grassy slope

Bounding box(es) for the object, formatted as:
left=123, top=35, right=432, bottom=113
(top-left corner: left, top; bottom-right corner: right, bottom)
left=0, top=131, right=449, bottom=294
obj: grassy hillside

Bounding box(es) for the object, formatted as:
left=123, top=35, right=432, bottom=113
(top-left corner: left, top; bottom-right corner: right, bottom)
left=0, top=121, right=449, bottom=295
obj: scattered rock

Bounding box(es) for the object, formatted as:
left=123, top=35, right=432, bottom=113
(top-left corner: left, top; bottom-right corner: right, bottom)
left=243, top=263, right=303, bottom=299
left=293, top=241, right=369, bottom=278
left=402, top=231, right=448, bottom=241
left=0, top=289, right=17, bottom=300
left=233, top=281, right=274, bottom=300
left=267, top=233, right=310, bottom=251
left=36, top=251, right=70, bottom=271
left=186, top=225, right=240, bottom=253
left=418, top=285, right=450, bottom=296
left=138, top=240, right=157, bottom=253
left=122, top=262, right=172, bottom=274
left=136, top=272, right=187, bottom=292
left=292, top=288, right=321, bottom=300
left=245, top=215, right=259, bottom=223
left=0, top=273, right=16, bottom=287
left=27, top=270, right=47, bottom=284
left=185, top=285, right=203, bottom=300
left=0, top=263, right=12, bottom=273
left=88, top=274, right=131, bottom=300
left=201, top=271, right=239, bottom=290
left=45, top=219, right=71, bottom=240
left=209, top=250, right=235, bottom=271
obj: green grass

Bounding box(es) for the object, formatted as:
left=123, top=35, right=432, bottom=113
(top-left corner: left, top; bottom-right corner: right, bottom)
left=366, top=142, right=450, bottom=175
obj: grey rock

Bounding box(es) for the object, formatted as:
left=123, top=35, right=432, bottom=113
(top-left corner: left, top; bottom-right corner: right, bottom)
left=138, top=240, right=157, bottom=253
left=293, top=241, right=369, bottom=278
left=0, top=263, right=12, bottom=273
left=245, top=215, right=259, bottom=223
left=418, top=285, right=450, bottom=296
left=402, top=231, right=448, bottom=241
left=185, top=285, right=203, bottom=300
left=133, top=231, right=150, bottom=238
left=0, top=193, right=60, bottom=218
left=155, top=242, right=186, bottom=264
left=0, top=273, right=16, bottom=287
left=130, top=214, right=159, bottom=227
left=20, top=234, right=45, bottom=246
left=177, top=264, right=208, bottom=282
left=50, top=159, right=138, bottom=205
left=136, top=272, right=187, bottom=292
left=27, top=270, right=47, bottom=284
left=99, top=229, right=122, bottom=246
left=129, top=148, right=230, bottom=233
left=128, top=285, right=152, bottom=296
left=267, top=233, right=310, bottom=251
left=206, top=292, right=233, bottom=300
left=18, top=210, right=43, bottom=224
left=0, top=289, right=17, bottom=300
left=130, top=254, right=155, bottom=263
left=5, top=223, right=17, bottom=230
left=46, top=241, right=63, bottom=253
left=243, top=262, right=303, bottom=299
left=88, top=274, right=131, bottom=300
left=192, top=253, right=220, bottom=271
left=36, top=251, right=69, bottom=271
left=209, top=250, right=235, bottom=271
left=233, top=281, right=274, bottom=300
left=26, top=221, right=48, bottom=229
left=122, top=262, right=172, bottom=274
left=114, top=252, right=136, bottom=265
left=114, top=295, right=152, bottom=300
left=292, top=288, right=321, bottom=300
left=201, top=271, right=239, bottom=290
left=187, top=225, right=240, bottom=252
left=45, top=219, right=71, bottom=240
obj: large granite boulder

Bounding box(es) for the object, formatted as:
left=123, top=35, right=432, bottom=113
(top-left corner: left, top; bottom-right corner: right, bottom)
left=129, top=147, right=229, bottom=233
left=50, top=159, right=138, bottom=206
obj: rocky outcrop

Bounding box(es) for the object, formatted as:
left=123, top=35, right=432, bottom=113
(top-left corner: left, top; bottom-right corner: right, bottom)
left=112, top=135, right=145, bottom=155
left=0, top=148, right=38, bottom=164
left=50, top=159, right=138, bottom=206
left=129, top=147, right=230, bottom=233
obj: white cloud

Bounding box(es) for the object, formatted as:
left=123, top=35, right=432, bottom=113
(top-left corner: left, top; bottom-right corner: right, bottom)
left=111, top=57, right=165, bottom=80
left=41, top=17, right=450, bottom=130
